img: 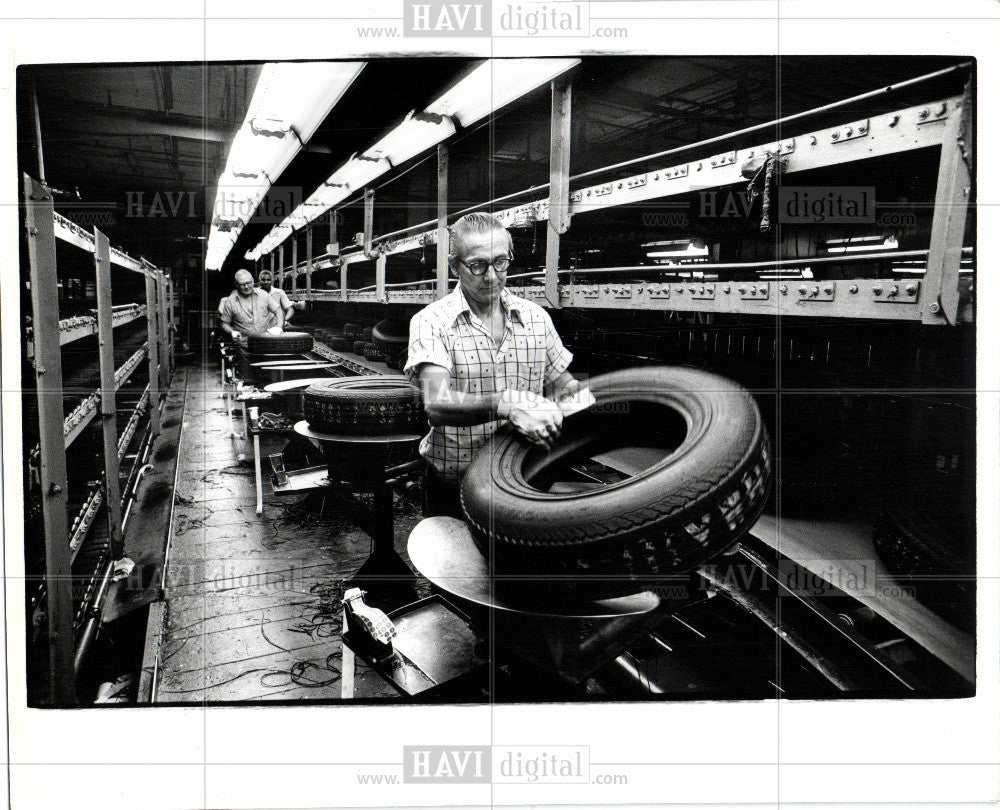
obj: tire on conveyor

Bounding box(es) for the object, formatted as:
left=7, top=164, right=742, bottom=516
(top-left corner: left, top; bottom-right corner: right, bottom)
left=353, top=340, right=368, bottom=355
left=342, top=322, right=362, bottom=338
left=460, top=366, right=772, bottom=597
left=303, top=376, right=426, bottom=435
left=872, top=481, right=975, bottom=630
left=384, top=351, right=406, bottom=372
left=246, top=331, right=314, bottom=354
left=328, top=336, right=352, bottom=352
left=363, top=344, right=385, bottom=362
left=372, top=318, right=410, bottom=356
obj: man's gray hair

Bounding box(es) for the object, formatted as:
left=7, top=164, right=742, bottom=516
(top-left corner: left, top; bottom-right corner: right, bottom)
left=448, top=212, right=513, bottom=257
left=234, top=269, right=254, bottom=284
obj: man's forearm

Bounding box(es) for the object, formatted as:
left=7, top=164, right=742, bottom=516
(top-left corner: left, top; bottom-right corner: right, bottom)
left=424, top=386, right=506, bottom=426
left=545, top=370, right=580, bottom=399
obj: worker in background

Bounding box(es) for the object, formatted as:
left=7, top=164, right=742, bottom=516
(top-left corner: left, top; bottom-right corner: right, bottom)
left=405, top=212, right=581, bottom=518
left=217, top=268, right=283, bottom=346
left=257, top=268, right=296, bottom=327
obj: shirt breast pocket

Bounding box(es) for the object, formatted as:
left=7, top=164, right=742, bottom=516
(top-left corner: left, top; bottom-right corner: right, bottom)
left=523, top=334, right=546, bottom=390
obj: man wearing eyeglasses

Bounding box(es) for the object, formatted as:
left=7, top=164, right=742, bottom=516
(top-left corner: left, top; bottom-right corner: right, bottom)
left=218, top=268, right=283, bottom=347
left=405, top=212, right=580, bottom=518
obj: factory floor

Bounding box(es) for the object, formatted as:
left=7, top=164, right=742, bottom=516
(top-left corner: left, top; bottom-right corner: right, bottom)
left=154, top=360, right=427, bottom=701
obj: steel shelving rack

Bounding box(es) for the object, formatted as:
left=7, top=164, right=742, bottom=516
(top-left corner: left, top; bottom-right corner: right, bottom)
left=22, top=174, right=174, bottom=704
left=261, top=66, right=972, bottom=328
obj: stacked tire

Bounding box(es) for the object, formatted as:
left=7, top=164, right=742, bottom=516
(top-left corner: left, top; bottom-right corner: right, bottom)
left=372, top=319, right=410, bottom=372
left=363, top=344, right=385, bottom=363
left=236, top=331, right=314, bottom=386
left=460, top=367, right=772, bottom=598
left=303, top=376, right=426, bottom=436
left=873, top=481, right=975, bottom=631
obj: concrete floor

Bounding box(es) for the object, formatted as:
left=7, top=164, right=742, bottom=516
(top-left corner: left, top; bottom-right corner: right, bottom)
left=155, top=361, right=426, bottom=701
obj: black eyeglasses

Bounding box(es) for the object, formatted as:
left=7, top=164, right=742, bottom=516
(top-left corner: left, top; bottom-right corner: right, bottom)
left=459, top=255, right=512, bottom=276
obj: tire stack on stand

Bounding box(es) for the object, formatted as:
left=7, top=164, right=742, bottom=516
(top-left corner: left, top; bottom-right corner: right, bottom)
left=460, top=367, right=773, bottom=600
left=302, top=376, right=426, bottom=436
left=238, top=331, right=314, bottom=387
left=372, top=319, right=410, bottom=372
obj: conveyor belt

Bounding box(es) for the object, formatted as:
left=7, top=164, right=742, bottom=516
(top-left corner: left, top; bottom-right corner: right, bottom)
left=750, top=513, right=974, bottom=682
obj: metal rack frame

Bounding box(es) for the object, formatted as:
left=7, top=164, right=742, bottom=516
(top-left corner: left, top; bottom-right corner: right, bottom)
left=268, top=69, right=972, bottom=326
left=22, top=173, right=174, bottom=704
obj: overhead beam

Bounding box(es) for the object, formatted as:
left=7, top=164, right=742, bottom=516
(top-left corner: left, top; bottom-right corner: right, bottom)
left=55, top=103, right=233, bottom=142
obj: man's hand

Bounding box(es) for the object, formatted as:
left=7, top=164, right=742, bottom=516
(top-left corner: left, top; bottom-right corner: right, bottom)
left=267, top=325, right=282, bottom=336
left=230, top=330, right=241, bottom=341
left=498, top=389, right=563, bottom=450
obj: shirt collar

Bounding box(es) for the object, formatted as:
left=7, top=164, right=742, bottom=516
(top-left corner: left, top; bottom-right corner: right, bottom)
left=450, top=284, right=522, bottom=326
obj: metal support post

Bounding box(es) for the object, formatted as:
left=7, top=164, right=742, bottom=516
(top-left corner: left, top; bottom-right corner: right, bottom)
left=436, top=144, right=449, bottom=299
left=375, top=253, right=387, bottom=302
left=156, top=272, right=170, bottom=383
left=278, top=244, right=284, bottom=288
left=305, top=224, right=313, bottom=294
left=545, top=77, right=572, bottom=308
left=24, top=174, right=76, bottom=704
left=93, top=229, right=124, bottom=559
left=363, top=188, right=375, bottom=257
left=166, top=275, right=175, bottom=364
left=291, top=233, right=298, bottom=293
left=270, top=251, right=275, bottom=277
left=144, top=273, right=162, bottom=437
left=32, top=86, right=46, bottom=184
left=923, top=85, right=972, bottom=325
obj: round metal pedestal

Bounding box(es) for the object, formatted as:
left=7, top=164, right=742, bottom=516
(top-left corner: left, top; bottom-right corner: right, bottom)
left=408, top=517, right=660, bottom=683
left=294, top=420, right=422, bottom=607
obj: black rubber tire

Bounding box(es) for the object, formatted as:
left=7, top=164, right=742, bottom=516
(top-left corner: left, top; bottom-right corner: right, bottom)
left=461, top=366, right=772, bottom=597
left=246, top=331, right=314, bottom=354
left=363, top=344, right=385, bottom=362
left=342, top=322, right=362, bottom=338
left=361, top=326, right=374, bottom=341
left=353, top=340, right=368, bottom=355
left=303, top=376, right=426, bottom=435
left=384, top=351, right=406, bottom=372
left=372, top=319, right=410, bottom=355
left=328, top=336, right=352, bottom=352
left=872, top=481, right=975, bottom=631
left=873, top=483, right=974, bottom=577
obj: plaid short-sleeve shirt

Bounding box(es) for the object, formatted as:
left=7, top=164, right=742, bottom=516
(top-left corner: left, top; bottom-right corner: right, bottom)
left=404, top=285, right=572, bottom=482
left=218, top=288, right=279, bottom=335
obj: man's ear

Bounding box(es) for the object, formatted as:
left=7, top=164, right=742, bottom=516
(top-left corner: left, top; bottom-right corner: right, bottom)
left=447, top=258, right=458, bottom=278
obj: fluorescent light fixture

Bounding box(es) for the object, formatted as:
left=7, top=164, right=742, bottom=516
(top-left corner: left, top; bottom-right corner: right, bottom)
left=826, top=236, right=899, bottom=254
left=646, top=243, right=710, bottom=259
left=206, top=60, right=365, bottom=270
left=364, top=111, right=457, bottom=166
left=338, top=156, right=393, bottom=190
left=250, top=58, right=579, bottom=261
left=427, top=58, right=580, bottom=127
